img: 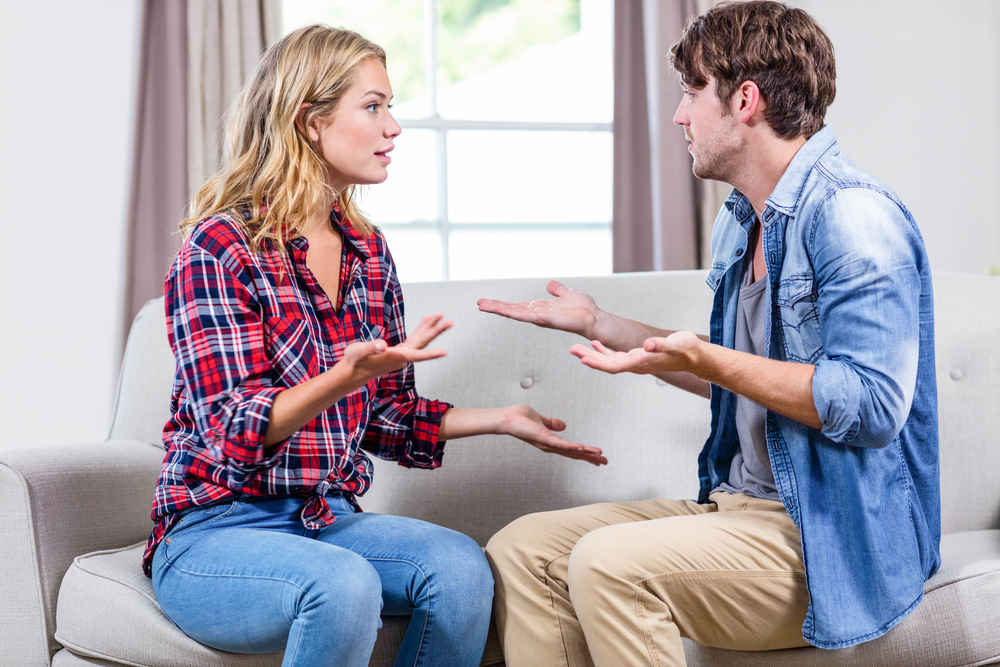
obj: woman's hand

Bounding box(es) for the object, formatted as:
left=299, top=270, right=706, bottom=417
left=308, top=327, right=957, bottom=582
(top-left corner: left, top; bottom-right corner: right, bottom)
left=498, top=404, right=608, bottom=466
left=477, top=280, right=603, bottom=338
left=569, top=331, right=702, bottom=376
left=340, top=313, right=452, bottom=386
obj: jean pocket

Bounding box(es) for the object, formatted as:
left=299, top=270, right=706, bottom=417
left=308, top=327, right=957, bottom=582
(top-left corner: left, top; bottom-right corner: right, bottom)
left=163, top=501, right=241, bottom=561
left=777, top=275, right=823, bottom=363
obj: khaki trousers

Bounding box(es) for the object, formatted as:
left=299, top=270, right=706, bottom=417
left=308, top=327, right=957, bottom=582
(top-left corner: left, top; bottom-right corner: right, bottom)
left=485, top=491, right=810, bottom=667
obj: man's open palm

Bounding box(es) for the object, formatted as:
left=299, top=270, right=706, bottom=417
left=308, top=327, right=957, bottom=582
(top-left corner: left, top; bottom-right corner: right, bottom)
left=477, top=280, right=598, bottom=336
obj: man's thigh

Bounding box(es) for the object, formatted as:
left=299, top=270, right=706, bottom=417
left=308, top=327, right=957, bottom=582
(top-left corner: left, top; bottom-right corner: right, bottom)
left=567, top=496, right=809, bottom=651
left=487, top=497, right=714, bottom=587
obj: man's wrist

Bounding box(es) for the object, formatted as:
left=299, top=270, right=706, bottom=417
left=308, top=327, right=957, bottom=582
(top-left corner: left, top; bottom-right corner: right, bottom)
left=584, top=308, right=612, bottom=341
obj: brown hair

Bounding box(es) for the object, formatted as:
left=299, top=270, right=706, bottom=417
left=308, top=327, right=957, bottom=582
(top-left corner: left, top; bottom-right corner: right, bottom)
left=670, top=1, right=836, bottom=139
left=181, top=25, right=385, bottom=250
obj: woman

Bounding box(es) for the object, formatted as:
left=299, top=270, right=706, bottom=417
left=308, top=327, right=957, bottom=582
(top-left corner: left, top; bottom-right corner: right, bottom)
left=144, top=24, right=607, bottom=667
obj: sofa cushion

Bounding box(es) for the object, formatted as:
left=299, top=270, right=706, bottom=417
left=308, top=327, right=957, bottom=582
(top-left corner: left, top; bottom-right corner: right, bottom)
left=685, top=529, right=1000, bottom=666
left=55, top=542, right=502, bottom=666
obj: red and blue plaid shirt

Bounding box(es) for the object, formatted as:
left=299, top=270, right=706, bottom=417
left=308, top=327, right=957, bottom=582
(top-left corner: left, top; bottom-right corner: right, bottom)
left=142, top=209, right=450, bottom=576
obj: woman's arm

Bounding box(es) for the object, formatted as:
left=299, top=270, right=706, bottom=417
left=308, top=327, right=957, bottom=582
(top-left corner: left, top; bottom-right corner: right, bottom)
left=264, top=314, right=452, bottom=446
left=438, top=405, right=607, bottom=466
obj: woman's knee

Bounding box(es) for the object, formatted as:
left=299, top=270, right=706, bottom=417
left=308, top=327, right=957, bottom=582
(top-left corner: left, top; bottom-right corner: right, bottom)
left=296, top=554, right=383, bottom=624
left=421, top=529, right=494, bottom=602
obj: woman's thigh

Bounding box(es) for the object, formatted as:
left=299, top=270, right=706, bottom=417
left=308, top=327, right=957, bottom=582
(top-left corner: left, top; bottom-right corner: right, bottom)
left=315, top=511, right=493, bottom=615
left=153, top=505, right=383, bottom=654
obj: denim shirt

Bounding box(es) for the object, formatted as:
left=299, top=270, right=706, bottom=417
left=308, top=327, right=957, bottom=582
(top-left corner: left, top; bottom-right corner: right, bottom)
left=700, top=126, right=940, bottom=649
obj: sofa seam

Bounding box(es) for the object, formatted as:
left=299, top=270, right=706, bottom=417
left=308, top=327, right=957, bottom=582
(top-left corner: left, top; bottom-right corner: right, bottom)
left=52, top=635, right=149, bottom=667
left=71, top=548, right=162, bottom=609
left=924, top=565, right=1000, bottom=594
left=0, top=461, right=55, bottom=661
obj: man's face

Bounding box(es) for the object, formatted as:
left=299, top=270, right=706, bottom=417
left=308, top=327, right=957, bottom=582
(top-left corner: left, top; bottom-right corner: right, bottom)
left=672, top=76, right=742, bottom=182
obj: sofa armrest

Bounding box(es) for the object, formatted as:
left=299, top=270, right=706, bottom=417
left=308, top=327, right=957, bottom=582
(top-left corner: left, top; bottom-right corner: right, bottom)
left=0, top=440, right=163, bottom=666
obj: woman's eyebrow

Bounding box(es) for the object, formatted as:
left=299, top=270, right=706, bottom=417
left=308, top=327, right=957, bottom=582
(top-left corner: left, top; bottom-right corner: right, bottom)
left=362, top=90, right=391, bottom=100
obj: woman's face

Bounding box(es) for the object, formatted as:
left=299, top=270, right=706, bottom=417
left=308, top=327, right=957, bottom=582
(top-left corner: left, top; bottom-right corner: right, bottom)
left=308, top=58, right=401, bottom=192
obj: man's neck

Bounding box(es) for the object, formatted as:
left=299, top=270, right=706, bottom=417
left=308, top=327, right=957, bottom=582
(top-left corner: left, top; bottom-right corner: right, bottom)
left=730, top=134, right=807, bottom=221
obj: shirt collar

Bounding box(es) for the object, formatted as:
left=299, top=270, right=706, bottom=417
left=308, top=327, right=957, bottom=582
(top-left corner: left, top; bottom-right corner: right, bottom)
left=765, top=125, right=837, bottom=216
left=286, top=207, right=374, bottom=260
left=722, top=125, right=838, bottom=222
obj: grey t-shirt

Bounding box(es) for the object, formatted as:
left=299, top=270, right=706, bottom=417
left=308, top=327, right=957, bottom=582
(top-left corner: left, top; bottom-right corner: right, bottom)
left=715, top=239, right=780, bottom=501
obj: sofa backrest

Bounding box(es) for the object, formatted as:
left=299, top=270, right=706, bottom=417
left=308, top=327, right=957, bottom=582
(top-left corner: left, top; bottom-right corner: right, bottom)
left=110, top=271, right=999, bottom=541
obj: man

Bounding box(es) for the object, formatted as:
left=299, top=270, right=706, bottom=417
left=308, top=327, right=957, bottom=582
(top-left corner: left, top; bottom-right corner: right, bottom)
left=479, top=2, right=939, bottom=665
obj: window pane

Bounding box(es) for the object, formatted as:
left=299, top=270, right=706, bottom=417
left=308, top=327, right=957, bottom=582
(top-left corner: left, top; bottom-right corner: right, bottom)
left=449, top=227, right=611, bottom=280
left=448, top=130, right=611, bottom=223
left=281, top=1, right=429, bottom=116
left=437, top=0, right=612, bottom=122
left=356, top=129, right=437, bottom=224
left=381, top=227, right=444, bottom=283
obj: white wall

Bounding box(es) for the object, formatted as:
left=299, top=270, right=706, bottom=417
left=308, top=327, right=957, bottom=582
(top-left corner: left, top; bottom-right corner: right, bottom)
left=793, top=0, right=999, bottom=274
left=0, top=1, right=142, bottom=448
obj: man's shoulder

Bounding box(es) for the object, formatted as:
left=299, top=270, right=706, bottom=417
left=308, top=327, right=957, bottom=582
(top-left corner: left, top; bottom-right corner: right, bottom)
left=800, top=147, right=910, bottom=222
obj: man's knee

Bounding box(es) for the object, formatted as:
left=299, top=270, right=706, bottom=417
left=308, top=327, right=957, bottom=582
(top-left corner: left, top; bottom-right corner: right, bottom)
left=485, top=511, right=553, bottom=575
left=566, top=524, right=624, bottom=604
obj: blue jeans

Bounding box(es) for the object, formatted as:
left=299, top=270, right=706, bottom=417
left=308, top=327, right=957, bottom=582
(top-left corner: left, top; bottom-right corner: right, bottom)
left=151, top=495, right=494, bottom=667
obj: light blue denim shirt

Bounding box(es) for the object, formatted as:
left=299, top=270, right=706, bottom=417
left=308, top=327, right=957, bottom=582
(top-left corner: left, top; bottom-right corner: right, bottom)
left=700, top=126, right=940, bottom=649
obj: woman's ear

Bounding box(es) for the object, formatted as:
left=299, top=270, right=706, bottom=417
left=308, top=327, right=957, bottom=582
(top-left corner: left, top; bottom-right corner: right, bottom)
left=296, top=103, right=319, bottom=142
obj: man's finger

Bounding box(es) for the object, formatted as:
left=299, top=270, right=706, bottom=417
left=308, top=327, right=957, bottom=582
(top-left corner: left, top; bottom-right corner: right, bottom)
left=541, top=416, right=567, bottom=431
left=546, top=280, right=569, bottom=297
left=643, top=337, right=669, bottom=353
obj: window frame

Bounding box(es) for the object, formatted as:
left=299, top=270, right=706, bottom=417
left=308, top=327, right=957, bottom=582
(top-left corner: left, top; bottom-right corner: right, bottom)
left=378, top=0, right=613, bottom=280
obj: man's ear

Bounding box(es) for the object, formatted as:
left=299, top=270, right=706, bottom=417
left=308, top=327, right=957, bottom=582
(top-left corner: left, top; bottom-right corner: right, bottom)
left=296, top=103, right=320, bottom=143
left=734, top=80, right=763, bottom=125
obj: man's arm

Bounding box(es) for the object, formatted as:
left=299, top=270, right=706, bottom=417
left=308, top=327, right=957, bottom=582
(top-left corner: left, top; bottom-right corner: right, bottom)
left=572, top=334, right=819, bottom=428
left=477, top=280, right=711, bottom=398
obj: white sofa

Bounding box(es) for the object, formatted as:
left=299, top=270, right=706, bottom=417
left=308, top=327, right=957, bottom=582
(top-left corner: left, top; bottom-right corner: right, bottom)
left=2, top=270, right=998, bottom=666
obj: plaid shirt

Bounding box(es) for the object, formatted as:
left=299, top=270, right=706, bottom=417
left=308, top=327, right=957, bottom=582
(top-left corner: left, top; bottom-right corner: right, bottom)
left=142, top=210, right=450, bottom=576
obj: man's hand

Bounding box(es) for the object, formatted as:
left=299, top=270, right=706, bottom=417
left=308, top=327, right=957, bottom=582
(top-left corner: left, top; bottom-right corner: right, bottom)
left=499, top=404, right=608, bottom=466
left=477, top=280, right=602, bottom=338
left=341, top=314, right=452, bottom=385
left=569, top=331, right=702, bottom=376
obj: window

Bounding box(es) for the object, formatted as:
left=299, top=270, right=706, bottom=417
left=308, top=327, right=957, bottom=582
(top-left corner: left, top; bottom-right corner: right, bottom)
left=282, top=0, right=614, bottom=282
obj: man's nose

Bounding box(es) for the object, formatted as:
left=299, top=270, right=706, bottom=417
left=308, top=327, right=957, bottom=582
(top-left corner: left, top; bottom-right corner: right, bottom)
left=672, top=100, right=687, bottom=126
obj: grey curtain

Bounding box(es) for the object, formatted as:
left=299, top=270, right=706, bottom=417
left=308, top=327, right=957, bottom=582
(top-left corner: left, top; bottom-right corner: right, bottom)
left=123, top=0, right=280, bottom=336
left=612, top=0, right=726, bottom=272
left=124, top=0, right=188, bottom=332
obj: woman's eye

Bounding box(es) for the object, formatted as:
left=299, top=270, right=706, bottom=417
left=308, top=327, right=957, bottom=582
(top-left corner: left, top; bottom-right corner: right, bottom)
left=366, top=103, right=378, bottom=112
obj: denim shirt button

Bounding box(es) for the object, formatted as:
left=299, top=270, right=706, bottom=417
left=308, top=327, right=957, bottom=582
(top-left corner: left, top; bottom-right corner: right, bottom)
left=735, top=248, right=744, bottom=257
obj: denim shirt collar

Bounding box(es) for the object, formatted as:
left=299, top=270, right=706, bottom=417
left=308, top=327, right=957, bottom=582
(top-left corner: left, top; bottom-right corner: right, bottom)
left=723, top=125, right=838, bottom=222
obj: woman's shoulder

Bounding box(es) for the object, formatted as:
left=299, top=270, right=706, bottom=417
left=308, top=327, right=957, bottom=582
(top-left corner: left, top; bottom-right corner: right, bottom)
left=169, top=211, right=262, bottom=287
left=184, top=211, right=254, bottom=258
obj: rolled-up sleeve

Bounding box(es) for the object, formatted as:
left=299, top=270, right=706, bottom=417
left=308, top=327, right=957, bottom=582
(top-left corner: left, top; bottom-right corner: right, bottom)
left=166, top=237, right=284, bottom=465
left=360, top=239, right=451, bottom=467
left=808, top=188, right=922, bottom=448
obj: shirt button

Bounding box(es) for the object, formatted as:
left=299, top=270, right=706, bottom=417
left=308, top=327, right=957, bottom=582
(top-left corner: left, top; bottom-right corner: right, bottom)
left=520, top=377, right=535, bottom=389
left=165, top=538, right=171, bottom=544
left=949, top=368, right=965, bottom=381
left=735, top=248, right=744, bottom=257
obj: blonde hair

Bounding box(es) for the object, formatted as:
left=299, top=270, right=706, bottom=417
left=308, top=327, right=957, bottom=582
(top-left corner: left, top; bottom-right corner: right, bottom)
left=181, top=25, right=385, bottom=249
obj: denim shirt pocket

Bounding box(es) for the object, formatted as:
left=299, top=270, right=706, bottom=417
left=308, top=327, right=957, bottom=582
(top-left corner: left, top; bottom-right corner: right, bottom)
left=777, top=274, right=823, bottom=363
left=265, top=315, right=317, bottom=386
